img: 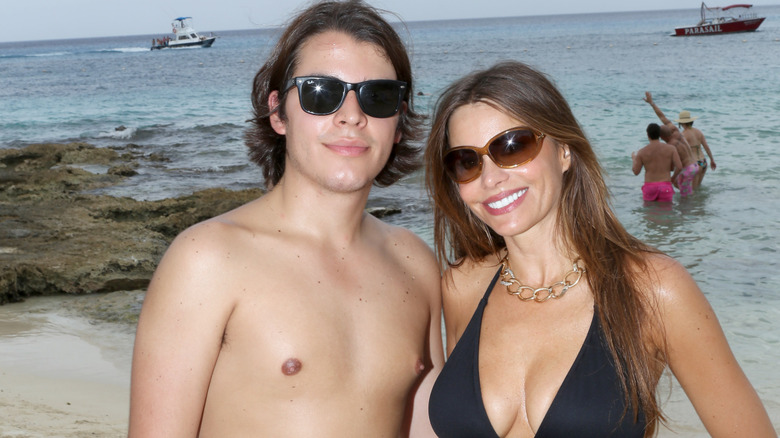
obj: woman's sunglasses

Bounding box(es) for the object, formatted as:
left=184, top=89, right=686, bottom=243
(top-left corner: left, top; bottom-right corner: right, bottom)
left=443, top=127, right=546, bottom=184
left=284, top=76, right=407, bottom=119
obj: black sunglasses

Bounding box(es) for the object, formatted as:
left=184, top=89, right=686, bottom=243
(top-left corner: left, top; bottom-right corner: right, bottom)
left=283, top=76, right=407, bottom=119
left=443, top=127, right=546, bottom=184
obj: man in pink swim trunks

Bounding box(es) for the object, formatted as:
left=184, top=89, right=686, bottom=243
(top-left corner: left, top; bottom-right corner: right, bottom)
left=633, top=123, right=682, bottom=202
left=644, top=92, right=699, bottom=197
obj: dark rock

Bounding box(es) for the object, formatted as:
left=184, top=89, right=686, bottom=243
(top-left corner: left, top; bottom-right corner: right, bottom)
left=0, top=142, right=263, bottom=304
left=107, top=164, right=138, bottom=176
left=366, top=206, right=402, bottom=218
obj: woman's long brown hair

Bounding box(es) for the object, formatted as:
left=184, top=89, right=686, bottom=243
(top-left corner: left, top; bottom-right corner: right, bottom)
left=424, top=61, right=665, bottom=436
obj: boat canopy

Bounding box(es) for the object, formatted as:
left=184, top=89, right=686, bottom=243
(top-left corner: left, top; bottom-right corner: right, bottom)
left=700, top=2, right=758, bottom=23
left=171, top=17, right=195, bottom=34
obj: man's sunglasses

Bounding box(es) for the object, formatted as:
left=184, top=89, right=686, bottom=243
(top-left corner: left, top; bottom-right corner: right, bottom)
left=443, top=127, right=546, bottom=184
left=283, top=76, right=407, bottom=119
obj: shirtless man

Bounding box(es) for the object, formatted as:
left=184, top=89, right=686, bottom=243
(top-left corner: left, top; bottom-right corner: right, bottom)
left=632, top=123, right=682, bottom=202
left=129, top=2, right=443, bottom=437
left=677, top=110, right=716, bottom=189
left=644, top=92, right=699, bottom=197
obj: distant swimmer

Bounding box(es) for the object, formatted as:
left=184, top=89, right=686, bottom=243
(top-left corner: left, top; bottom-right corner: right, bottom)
left=633, top=123, right=682, bottom=202
left=676, top=110, right=716, bottom=189
left=644, top=92, right=699, bottom=197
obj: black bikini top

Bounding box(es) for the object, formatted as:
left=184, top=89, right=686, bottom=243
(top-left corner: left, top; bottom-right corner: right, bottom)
left=428, top=269, right=646, bottom=437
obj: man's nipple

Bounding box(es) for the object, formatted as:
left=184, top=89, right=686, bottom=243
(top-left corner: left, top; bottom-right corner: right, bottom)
left=282, top=358, right=302, bottom=376
left=415, top=358, right=425, bottom=375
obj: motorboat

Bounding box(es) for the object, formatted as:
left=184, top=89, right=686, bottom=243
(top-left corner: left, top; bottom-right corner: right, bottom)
left=673, top=3, right=765, bottom=36
left=151, top=17, right=216, bottom=50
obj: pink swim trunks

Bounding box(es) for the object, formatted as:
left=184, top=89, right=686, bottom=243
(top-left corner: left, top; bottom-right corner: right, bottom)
left=676, top=163, right=700, bottom=197
left=642, top=181, right=674, bottom=202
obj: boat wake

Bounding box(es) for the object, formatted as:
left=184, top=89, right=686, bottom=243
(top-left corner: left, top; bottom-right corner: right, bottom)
left=94, top=47, right=149, bottom=54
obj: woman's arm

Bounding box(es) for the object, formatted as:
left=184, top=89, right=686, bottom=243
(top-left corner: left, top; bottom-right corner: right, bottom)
left=699, top=130, right=716, bottom=170
left=650, top=255, right=775, bottom=437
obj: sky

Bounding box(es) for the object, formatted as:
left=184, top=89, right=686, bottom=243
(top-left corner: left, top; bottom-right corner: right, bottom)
left=1, top=0, right=778, bottom=43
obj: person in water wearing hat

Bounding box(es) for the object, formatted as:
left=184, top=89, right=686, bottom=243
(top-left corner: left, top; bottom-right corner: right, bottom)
left=677, top=110, right=716, bottom=189
left=643, top=92, right=699, bottom=197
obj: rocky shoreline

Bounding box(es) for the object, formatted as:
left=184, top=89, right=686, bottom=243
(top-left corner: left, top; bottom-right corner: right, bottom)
left=0, top=142, right=264, bottom=305
left=0, top=142, right=403, bottom=306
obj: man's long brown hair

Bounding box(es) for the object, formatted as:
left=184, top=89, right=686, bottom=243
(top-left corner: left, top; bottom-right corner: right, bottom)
left=245, top=0, right=423, bottom=189
left=424, top=61, right=665, bottom=435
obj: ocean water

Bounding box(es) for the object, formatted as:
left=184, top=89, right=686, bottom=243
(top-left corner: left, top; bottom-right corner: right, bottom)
left=2, top=6, right=779, bottom=434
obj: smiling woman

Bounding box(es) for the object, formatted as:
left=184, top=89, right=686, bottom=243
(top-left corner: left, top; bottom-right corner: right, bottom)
left=1, top=6, right=779, bottom=437
left=424, top=60, right=776, bottom=438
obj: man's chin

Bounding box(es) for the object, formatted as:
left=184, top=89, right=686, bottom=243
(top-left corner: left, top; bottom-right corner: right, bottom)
left=321, top=174, right=375, bottom=194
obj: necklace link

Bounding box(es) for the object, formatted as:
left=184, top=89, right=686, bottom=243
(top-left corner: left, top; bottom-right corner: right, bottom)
left=499, top=254, right=585, bottom=303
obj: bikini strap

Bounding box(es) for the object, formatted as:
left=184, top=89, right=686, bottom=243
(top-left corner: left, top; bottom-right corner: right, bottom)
left=482, top=267, right=503, bottom=301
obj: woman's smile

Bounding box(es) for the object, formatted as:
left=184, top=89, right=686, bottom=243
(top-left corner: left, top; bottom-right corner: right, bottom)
left=483, top=188, right=527, bottom=213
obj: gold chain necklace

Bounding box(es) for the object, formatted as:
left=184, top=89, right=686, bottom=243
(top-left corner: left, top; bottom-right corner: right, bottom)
left=499, top=253, right=586, bottom=303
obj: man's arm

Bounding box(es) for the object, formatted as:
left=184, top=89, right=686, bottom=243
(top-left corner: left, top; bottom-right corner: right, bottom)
left=644, top=91, right=673, bottom=125
left=129, top=223, right=236, bottom=438
left=407, top=302, right=444, bottom=438
left=404, top=235, right=445, bottom=438
left=670, top=146, right=683, bottom=173
left=631, top=150, right=643, bottom=175
left=670, top=146, right=683, bottom=187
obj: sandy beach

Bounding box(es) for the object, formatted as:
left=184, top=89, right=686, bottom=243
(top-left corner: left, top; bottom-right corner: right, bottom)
left=2, top=291, right=777, bottom=437
left=0, top=293, right=139, bottom=438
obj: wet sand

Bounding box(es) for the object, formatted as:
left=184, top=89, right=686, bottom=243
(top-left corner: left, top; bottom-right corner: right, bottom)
left=0, top=293, right=140, bottom=437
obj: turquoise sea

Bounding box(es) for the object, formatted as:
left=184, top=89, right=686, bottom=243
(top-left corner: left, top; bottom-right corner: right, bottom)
left=2, top=6, right=779, bottom=434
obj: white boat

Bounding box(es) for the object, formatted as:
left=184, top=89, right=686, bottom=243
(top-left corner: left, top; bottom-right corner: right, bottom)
left=151, top=17, right=216, bottom=50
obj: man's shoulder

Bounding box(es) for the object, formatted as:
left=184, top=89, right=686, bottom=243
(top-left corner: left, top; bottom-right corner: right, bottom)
left=641, top=141, right=665, bottom=153
left=176, top=203, right=262, bottom=242
left=367, top=215, right=430, bottom=252
left=387, top=227, right=437, bottom=268
left=164, top=200, right=282, bottom=269
left=660, top=141, right=677, bottom=152
left=639, top=141, right=659, bottom=152
left=365, top=216, right=440, bottom=280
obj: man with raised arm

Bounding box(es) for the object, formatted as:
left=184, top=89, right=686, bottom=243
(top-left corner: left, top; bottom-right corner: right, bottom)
left=644, top=91, right=699, bottom=197
left=129, top=2, right=443, bottom=437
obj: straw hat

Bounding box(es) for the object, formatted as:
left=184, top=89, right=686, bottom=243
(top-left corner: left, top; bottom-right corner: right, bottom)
left=675, top=110, right=699, bottom=123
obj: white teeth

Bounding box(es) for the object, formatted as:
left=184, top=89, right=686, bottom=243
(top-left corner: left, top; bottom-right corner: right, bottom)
left=488, top=189, right=526, bottom=209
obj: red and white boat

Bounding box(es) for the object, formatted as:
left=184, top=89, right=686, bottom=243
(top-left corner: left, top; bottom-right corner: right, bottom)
left=673, top=3, right=765, bottom=36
